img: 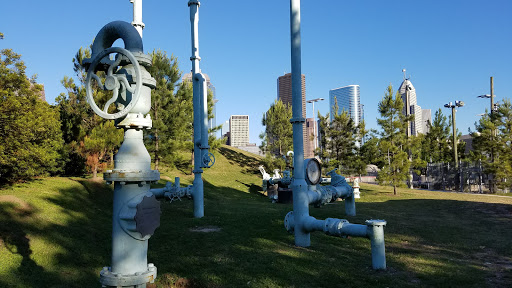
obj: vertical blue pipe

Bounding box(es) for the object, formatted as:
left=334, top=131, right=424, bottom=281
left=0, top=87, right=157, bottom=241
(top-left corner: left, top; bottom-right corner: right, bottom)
left=345, top=195, right=356, bottom=216
left=366, top=220, right=387, bottom=270
left=111, top=183, right=148, bottom=275
left=290, top=0, right=310, bottom=247
left=189, top=0, right=204, bottom=218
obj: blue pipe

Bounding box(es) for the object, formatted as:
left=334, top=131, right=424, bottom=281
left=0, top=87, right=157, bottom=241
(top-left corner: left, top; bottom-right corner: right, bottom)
left=189, top=0, right=205, bottom=218
left=285, top=212, right=387, bottom=269
left=285, top=0, right=386, bottom=270
left=83, top=21, right=143, bottom=71
left=290, top=0, right=311, bottom=248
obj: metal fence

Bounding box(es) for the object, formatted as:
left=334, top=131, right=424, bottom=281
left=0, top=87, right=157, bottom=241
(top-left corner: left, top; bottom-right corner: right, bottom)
left=418, top=161, right=492, bottom=193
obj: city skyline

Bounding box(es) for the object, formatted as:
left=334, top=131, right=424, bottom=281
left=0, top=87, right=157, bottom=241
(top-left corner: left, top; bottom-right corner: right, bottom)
left=229, top=115, right=249, bottom=147
left=329, top=85, right=362, bottom=127
left=277, top=73, right=309, bottom=157
left=2, top=0, right=511, bottom=146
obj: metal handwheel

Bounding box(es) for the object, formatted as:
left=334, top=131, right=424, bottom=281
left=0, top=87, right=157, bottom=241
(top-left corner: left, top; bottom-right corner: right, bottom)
left=202, top=152, right=215, bottom=168
left=85, top=47, right=142, bottom=119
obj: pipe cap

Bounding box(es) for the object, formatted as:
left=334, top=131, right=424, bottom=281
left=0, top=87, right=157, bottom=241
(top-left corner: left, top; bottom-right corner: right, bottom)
left=365, top=219, right=387, bottom=227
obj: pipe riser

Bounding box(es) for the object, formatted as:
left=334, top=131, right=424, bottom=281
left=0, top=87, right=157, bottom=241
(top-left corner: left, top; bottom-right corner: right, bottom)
left=193, top=174, right=204, bottom=218
left=345, top=196, right=356, bottom=216
left=367, top=221, right=387, bottom=270
left=111, top=183, right=149, bottom=274
left=293, top=181, right=311, bottom=247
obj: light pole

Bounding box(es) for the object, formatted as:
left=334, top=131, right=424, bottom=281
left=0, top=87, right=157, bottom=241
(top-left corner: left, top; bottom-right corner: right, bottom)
left=476, top=76, right=497, bottom=193
left=307, top=98, right=324, bottom=156
left=444, top=101, right=465, bottom=168
left=477, top=77, right=495, bottom=113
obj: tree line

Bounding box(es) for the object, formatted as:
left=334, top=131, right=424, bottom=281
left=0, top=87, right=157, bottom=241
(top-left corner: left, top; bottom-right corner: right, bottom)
left=0, top=47, right=220, bottom=185
left=261, top=84, right=512, bottom=194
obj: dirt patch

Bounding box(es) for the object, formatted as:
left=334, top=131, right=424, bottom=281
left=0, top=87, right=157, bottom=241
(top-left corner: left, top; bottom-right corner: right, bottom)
left=0, top=195, right=31, bottom=211
left=189, top=226, right=221, bottom=233
left=473, top=247, right=512, bottom=287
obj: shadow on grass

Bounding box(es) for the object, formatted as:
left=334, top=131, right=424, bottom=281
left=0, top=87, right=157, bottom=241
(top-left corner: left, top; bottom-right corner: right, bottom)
left=149, top=180, right=512, bottom=287
left=0, top=200, right=54, bottom=287
left=2, top=176, right=512, bottom=287
left=218, top=147, right=261, bottom=176
left=0, top=178, right=113, bottom=287
left=235, top=179, right=262, bottom=196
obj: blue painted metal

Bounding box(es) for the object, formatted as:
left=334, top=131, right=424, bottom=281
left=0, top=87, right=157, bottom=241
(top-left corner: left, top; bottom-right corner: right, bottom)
left=289, top=0, right=311, bottom=247
left=366, top=220, right=387, bottom=270
left=84, top=21, right=160, bottom=287
left=149, top=0, right=213, bottom=218
left=286, top=0, right=386, bottom=270
left=189, top=0, right=212, bottom=218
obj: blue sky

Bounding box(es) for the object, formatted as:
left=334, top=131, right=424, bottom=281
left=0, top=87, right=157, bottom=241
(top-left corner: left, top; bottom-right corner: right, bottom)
left=2, top=0, right=511, bottom=145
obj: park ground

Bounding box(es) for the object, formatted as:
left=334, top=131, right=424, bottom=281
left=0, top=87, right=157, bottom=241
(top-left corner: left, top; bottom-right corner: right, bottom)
left=1, top=145, right=512, bottom=288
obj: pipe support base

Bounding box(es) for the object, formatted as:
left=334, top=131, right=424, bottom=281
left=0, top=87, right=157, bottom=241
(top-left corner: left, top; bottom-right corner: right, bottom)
left=100, top=263, right=157, bottom=287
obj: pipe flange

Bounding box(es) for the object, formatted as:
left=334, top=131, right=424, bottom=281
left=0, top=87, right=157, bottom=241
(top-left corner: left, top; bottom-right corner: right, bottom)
left=289, top=117, right=305, bottom=124
left=104, top=170, right=160, bottom=183
left=116, top=113, right=152, bottom=129
left=365, top=219, right=387, bottom=227
left=323, top=218, right=349, bottom=236
left=100, top=263, right=157, bottom=286
left=284, top=211, right=295, bottom=233
left=188, top=0, right=200, bottom=7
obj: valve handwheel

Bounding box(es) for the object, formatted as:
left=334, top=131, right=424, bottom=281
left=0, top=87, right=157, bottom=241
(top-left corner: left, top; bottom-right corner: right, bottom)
left=202, top=152, right=215, bottom=168
left=85, top=47, right=142, bottom=119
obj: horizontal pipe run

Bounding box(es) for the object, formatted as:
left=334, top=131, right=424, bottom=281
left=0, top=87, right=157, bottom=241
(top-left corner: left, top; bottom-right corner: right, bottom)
left=333, top=185, right=352, bottom=199
left=307, top=189, right=321, bottom=204
left=285, top=213, right=387, bottom=270
left=302, top=216, right=324, bottom=232
left=298, top=216, right=369, bottom=238
left=150, top=177, right=191, bottom=200
left=338, top=222, right=367, bottom=237
left=150, top=188, right=165, bottom=198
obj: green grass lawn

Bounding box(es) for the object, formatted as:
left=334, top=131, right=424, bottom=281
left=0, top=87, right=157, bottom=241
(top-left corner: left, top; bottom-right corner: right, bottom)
left=1, top=145, right=512, bottom=287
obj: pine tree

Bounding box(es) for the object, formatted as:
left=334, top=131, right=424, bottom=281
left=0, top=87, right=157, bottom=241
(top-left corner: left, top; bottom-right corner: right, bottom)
left=145, top=49, right=182, bottom=170
left=317, top=111, right=331, bottom=170
left=326, top=100, right=358, bottom=173
left=0, top=49, right=63, bottom=183
left=376, top=85, right=412, bottom=195
left=81, top=121, right=122, bottom=178
left=56, top=47, right=108, bottom=175
left=317, top=99, right=361, bottom=175
left=472, top=99, right=512, bottom=192
left=360, top=130, right=384, bottom=168
left=260, top=100, right=293, bottom=171
left=421, top=109, right=451, bottom=163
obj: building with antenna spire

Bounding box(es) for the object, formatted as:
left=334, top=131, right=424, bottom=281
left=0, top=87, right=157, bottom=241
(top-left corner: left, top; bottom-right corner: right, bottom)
left=399, top=69, right=431, bottom=136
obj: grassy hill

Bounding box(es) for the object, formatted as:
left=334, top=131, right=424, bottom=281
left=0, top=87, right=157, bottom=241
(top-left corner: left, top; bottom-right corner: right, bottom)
left=1, top=145, right=512, bottom=287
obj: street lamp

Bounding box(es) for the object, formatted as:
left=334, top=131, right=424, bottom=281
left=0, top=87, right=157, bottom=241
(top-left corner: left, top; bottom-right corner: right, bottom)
left=476, top=77, right=495, bottom=114
left=306, top=98, right=324, bottom=156
left=476, top=77, right=497, bottom=193
left=444, top=100, right=465, bottom=168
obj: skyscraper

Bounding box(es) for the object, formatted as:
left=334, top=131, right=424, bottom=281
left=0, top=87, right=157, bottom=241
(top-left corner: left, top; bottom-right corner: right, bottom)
left=277, top=73, right=307, bottom=157
left=422, top=109, right=432, bottom=134
left=329, top=85, right=362, bottom=127
left=305, top=118, right=316, bottom=158
left=399, top=78, right=423, bottom=136
left=229, top=115, right=249, bottom=147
